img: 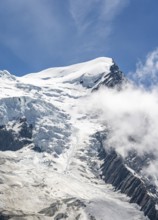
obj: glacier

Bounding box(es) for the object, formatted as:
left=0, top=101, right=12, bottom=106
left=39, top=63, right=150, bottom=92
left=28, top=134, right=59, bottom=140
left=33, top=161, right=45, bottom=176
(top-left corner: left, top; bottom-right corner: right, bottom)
left=0, top=57, right=154, bottom=219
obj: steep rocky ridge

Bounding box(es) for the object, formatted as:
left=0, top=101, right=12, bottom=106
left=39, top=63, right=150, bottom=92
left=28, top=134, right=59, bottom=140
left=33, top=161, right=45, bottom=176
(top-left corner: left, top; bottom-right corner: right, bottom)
left=92, top=62, right=126, bottom=91
left=95, top=132, right=158, bottom=220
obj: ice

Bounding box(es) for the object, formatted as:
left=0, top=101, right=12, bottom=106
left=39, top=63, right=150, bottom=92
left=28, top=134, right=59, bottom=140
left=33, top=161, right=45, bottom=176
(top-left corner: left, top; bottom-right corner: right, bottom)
left=0, top=57, right=147, bottom=219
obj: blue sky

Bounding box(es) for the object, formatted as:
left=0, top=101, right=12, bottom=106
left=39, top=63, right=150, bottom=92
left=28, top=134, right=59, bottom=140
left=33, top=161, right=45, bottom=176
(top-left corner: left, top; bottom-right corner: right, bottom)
left=0, top=0, right=158, bottom=76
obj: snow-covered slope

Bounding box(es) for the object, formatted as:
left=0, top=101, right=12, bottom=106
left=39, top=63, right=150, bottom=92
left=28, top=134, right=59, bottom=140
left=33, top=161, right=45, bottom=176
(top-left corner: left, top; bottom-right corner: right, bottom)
left=0, top=58, right=149, bottom=220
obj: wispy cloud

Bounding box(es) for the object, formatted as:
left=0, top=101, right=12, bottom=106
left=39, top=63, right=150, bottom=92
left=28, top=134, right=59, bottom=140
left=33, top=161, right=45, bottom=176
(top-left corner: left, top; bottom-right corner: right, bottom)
left=0, top=0, right=130, bottom=74
left=100, top=0, right=129, bottom=21
left=69, top=0, right=129, bottom=34
left=69, top=0, right=94, bottom=32
left=130, top=48, right=158, bottom=87
left=68, top=0, right=130, bottom=59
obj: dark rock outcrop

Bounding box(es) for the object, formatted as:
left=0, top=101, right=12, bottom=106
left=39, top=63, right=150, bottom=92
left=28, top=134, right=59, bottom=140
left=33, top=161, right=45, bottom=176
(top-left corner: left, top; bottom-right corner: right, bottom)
left=39, top=198, right=86, bottom=219
left=0, top=213, right=10, bottom=220
left=0, top=117, right=33, bottom=151
left=92, top=62, right=126, bottom=91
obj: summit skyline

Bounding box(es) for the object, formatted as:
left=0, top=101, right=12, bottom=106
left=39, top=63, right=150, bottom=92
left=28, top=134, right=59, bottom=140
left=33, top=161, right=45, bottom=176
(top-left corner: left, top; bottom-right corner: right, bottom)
left=0, top=0, right=158, bottom=76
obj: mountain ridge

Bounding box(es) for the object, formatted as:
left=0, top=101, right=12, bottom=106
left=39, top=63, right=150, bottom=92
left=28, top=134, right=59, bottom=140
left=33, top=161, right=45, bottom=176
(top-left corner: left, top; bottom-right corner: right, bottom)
left=0, top=57, right=154, bottom=220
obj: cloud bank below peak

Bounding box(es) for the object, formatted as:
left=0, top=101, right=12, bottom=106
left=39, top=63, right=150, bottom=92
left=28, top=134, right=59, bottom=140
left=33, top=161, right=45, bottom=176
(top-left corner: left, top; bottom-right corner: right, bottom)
left=75, top=47, right=158, bottom=188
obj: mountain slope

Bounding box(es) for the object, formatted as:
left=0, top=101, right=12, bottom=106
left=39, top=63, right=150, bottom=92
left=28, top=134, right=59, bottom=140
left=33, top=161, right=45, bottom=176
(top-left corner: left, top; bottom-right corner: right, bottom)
left=0, top=57, right=152, bottom=220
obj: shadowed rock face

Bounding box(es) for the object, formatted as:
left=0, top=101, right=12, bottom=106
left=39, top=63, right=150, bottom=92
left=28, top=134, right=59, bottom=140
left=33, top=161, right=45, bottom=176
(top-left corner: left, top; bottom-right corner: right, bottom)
left=0, top=117, right=33, bottom=151
left=96, top=132, right=158, bottom=220
left=0, top=214, right=9, bottom=220
left=0, top=211, right=44, bottom=220
left=92, top=63, right=126, bottom=91
left=102, top=63, right=125, bottom=88
left=125, top=151, right=158, bottom=196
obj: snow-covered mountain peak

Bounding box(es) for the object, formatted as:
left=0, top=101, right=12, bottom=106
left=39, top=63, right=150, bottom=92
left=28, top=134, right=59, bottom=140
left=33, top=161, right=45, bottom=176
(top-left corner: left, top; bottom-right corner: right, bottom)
left=0, top=70, right=16, bottom=81
left=23, top=57, right=113, bottom=78
left=0, top=58, right=154, bottom=220
left=20, top=57, right=115, bottom=88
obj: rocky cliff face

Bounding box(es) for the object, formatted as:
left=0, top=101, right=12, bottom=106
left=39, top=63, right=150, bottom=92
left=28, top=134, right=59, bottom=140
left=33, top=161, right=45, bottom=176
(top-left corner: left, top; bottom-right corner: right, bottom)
left=95, top=132, right=158, bottom=220
left=92, top=62, right=126, bottom=91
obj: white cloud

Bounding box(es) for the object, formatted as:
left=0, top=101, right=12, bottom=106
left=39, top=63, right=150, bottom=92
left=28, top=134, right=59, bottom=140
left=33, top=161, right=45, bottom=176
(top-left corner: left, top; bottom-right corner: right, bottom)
left=81, top=86, right=158, bottom=156
left=142, top=160, right=158, bottom=187
left=77, top=49, right=158, bottom=186
left=130, top=48, right=158, bottom=87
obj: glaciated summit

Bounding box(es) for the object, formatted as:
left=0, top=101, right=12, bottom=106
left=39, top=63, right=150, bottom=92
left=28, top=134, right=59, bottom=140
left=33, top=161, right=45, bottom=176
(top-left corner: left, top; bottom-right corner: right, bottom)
left=0, top=57, right=155, bottom=220
left=20, top=57, right=124, bottom=89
